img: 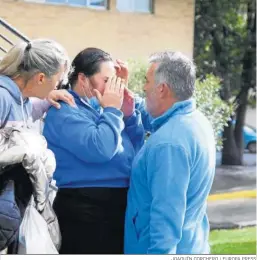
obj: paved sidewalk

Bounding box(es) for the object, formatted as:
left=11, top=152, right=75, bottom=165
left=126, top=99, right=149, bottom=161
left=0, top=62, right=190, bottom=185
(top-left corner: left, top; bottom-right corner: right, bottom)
left=208, top=198, right=256, bottom=230
left=211, top=166, right=256, bottom=194
left=208, top=165, right=256, bottom=230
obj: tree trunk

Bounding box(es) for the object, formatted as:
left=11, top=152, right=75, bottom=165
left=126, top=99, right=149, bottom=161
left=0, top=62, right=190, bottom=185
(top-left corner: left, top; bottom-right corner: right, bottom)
left=234, top=90, right=248, bottom=164
left=234, top=0, right=256, bottom=163
left=221, top=76, right=242, bottom=165
left=222, top=119, right=241, bottom=165
left=222, top=0, right=256, bottom=165
left=211, top=27, right=243, bottom=165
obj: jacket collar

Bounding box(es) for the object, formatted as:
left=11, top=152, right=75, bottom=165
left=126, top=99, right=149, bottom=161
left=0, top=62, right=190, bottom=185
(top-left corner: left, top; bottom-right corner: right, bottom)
left=68, top=90, right=102, bottom=115
left=69, top=90, right=87, bottom=103
left=151, top=99, right=196, bottom=131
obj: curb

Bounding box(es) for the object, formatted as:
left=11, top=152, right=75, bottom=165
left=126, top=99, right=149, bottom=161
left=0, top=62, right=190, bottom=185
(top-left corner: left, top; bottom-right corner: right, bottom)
left=208, top=190, right=256, bottom=202
left=210, top=222, right=256, bottom=230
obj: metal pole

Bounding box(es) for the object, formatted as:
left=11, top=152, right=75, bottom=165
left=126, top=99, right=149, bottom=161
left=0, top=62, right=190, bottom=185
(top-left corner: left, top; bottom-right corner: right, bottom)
left=0, top=18, right=30, bottom=42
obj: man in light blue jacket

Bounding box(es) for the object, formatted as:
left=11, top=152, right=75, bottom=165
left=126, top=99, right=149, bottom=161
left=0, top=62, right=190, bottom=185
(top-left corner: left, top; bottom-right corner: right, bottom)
left=124, top=51, right=216, bottom=254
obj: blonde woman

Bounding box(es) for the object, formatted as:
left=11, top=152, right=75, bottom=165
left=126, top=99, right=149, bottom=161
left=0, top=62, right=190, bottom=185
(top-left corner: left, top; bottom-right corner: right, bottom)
left=0, top=39, right=74, bottom=129
left=0, top=39, right=73, bottom=254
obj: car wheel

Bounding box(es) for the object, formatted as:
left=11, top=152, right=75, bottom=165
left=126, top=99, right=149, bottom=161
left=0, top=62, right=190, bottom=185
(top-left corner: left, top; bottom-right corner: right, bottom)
left=247, top=141, right=256, bottom=153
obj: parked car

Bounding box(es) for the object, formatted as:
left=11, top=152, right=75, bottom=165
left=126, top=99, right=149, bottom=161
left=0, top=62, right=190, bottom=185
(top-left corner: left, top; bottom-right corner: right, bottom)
left=220, top=122, right=256, bottom=153
left=243, top=124, right=256, bottom=153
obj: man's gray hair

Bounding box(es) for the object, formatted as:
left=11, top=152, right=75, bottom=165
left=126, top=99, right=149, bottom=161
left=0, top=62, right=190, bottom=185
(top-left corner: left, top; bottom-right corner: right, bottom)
left=149, top=51, right=196, bottom=101
left=0, top=39, right=70, bottom=84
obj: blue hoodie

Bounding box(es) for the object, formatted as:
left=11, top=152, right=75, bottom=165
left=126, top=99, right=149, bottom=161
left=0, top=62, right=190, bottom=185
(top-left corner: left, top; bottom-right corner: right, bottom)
left=43, top=91, right=145, bottom=188
left=0, top=75, right=32, bottom=128
left=124, top=99, right=216, bottom=254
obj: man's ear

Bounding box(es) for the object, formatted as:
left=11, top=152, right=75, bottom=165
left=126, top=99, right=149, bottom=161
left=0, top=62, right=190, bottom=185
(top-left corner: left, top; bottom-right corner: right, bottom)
left=159, top=83, right=171, bottom=98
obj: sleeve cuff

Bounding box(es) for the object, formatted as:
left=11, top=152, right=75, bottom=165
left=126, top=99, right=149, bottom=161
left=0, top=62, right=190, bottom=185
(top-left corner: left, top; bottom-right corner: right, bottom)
left=103, top=107, right=123, bottom=117
left=124, top=110, right=140, bottom=125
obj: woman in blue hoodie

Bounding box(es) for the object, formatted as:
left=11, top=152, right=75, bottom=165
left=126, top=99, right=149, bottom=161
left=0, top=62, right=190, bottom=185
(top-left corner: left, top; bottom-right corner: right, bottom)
left=43, top=48, right=145, bottom=254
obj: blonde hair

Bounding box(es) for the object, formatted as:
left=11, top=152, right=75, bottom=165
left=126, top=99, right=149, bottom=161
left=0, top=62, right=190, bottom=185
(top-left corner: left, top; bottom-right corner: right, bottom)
left=0, top=39, right=70, bottom=83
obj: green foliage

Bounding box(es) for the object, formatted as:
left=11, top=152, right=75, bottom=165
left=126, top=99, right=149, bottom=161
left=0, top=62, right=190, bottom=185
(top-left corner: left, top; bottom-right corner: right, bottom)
left=248, top=88, right=256, bottom=108
left=128, top=60, right=233, bottom=149
left=194, top=0, right=256, bottom=100
left=127, top=59, right=147, bottom=97
left=194, top=75, right=234, bottom=149
left=194, top=1, right=247, bottom=82
left=194, top=0, right=256, bottom=164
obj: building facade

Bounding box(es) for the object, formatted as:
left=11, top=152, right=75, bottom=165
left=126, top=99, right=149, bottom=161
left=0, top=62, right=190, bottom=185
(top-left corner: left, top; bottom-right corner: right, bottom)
left=0, top=0, right=195, bottom=60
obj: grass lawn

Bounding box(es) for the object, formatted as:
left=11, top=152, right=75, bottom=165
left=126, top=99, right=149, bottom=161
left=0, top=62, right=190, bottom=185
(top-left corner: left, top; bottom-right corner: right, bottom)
left=210, top=227, right=256, bottom=254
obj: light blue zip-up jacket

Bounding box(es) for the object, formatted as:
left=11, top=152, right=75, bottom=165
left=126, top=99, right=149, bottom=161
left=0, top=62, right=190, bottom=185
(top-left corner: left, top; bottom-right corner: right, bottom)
left=124, top=99, right=216, bottom=254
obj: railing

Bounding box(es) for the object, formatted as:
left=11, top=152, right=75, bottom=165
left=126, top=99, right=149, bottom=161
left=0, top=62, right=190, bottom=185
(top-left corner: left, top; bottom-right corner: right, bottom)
left=0, top=18, right=30, bottom=58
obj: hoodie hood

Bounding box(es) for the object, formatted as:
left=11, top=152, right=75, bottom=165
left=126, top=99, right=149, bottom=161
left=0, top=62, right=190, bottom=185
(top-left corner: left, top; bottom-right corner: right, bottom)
left=0, top=75, right=31, bottom=128
left=0, top=75, right=29, bottom=105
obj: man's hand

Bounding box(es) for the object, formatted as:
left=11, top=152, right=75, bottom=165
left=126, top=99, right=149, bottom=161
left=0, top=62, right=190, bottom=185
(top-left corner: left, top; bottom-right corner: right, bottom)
left=47, top=89, right=76, bottom=109
left=115, top=59, right=129, bottom=85
left=121, top=87, right=135, bottom=117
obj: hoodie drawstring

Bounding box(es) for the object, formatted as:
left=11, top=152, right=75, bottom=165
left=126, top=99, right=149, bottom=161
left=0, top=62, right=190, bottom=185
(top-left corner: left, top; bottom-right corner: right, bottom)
left=20, top=95, right=28, bottom=128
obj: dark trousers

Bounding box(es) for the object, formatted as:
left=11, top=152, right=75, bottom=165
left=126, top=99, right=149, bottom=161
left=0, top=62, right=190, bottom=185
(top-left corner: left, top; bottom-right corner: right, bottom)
left=53, top=187, right=128, bottom=254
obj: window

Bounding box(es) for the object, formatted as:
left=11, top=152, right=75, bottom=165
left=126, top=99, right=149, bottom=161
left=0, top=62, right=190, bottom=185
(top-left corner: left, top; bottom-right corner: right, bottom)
left=87, top=0, right=107, bottom=9
left=26, top=0, right=108, bottom=9
left=116, top=0, right=153, bottom=13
